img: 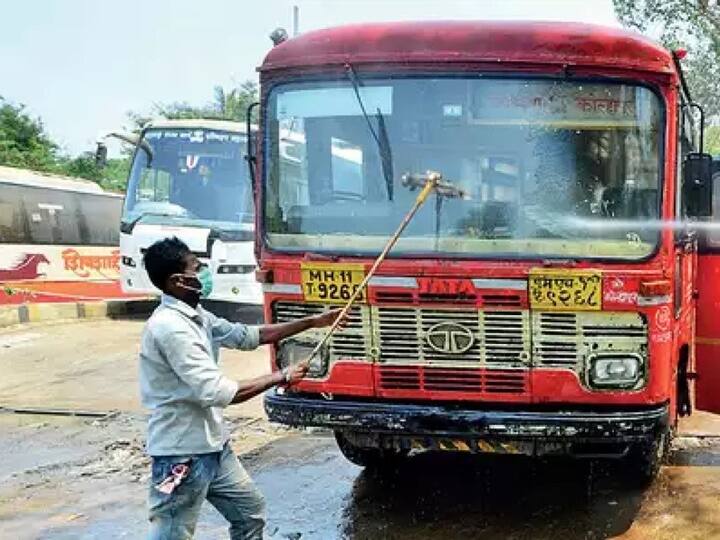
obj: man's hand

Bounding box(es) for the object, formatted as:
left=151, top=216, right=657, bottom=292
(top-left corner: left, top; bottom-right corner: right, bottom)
left=282, top=360, right=309, bottom=385
left=259, top=308, right=348, bottom=345
left=310, top=308, right=347, bottom=329
left=231, top=360, right=309, bottom=404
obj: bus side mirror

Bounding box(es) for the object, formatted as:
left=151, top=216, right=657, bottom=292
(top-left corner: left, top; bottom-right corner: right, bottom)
left=245, top=102, right=260, bottom=182
left=95, top=142, right=108, bottom=169
left=683, top=152, right=713, bottom=217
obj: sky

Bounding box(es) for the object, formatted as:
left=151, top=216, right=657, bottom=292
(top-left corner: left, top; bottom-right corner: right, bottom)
left=0, top=0, right=620, bottom=157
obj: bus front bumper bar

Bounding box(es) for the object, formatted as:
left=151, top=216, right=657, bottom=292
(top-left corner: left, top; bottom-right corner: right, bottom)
left=264, top=391, right=669, bottom=457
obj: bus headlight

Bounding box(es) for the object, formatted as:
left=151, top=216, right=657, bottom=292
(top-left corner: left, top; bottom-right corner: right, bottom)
left=589, top=354, right=643, bottom=389
left=218, top=264, right=256, bottom=274
left=276, top=339, right=329, bottom=378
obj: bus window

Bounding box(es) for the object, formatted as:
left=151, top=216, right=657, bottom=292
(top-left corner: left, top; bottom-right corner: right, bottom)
left=138, top=168, right=171, bottom=203
left=80, top=194, right=122, bottom=245
left=331, top=137, right=364, bottom=199
left=0, top=184, right=30, bottom=243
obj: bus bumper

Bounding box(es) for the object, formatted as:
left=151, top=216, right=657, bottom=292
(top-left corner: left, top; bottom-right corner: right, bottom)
left=264, top=391, right=669, bottom=457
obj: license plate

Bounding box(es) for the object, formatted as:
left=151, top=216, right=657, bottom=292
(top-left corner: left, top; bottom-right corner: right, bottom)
left=300, top=263, right=366, bottom=303
left=528, top=269, right=602, bottom=311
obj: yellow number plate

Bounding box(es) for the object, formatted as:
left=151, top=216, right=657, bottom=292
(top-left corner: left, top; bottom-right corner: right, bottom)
left=300, top=263, right=366, bottom=303
left=529, top=269, right=602, bottom=311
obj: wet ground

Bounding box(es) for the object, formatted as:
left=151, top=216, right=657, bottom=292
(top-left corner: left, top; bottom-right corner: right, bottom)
left=1, top=319, right=720, bottom=539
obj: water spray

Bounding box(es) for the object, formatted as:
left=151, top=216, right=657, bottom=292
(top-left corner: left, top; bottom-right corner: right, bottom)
left=560, top=216, right=720, bottom=233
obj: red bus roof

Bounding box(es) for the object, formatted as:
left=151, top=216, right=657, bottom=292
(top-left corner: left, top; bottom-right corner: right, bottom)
left=261, top=21, right=673, bottom=75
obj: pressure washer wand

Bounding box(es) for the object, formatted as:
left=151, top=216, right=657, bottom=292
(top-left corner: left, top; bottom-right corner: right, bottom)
left=303, top=171, right=465, bottom=366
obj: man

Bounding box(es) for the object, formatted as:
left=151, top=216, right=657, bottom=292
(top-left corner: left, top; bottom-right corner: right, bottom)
left=140, top=237, right=340, bottom=539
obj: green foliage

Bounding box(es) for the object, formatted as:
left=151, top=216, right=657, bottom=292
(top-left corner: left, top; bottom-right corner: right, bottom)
left=101, top=157, right=132, bottom=192
left=60, top=152, right=103, bottom=181
left=0, top=96, right=130, bottom=191
left=148, top=81, right=259, bottom=124
left=705, top=125, right=720, bottom=156
left=0, top=97, right=59, bottom=171
left=613, top=0, right=720, bottom=120
left=57, top=152, right=130, bottom=193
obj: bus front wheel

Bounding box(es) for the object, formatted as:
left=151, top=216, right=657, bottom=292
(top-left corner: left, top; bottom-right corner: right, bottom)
left=625, top=428, right=670, bottom=486
left=334, top=431, right=408, bottom=469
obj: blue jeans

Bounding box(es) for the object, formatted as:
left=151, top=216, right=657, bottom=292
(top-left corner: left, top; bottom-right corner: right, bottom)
left=148, top=443, right=265, bottom=539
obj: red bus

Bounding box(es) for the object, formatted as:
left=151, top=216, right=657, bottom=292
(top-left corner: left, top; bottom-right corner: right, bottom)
left=255, top=21, right=718, bottom=482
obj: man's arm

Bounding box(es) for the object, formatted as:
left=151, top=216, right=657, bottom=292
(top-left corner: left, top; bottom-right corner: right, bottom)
left=259, top=308, right=342, bottom=345
left=208, top=309, right=342, bottom=350
left=229, top=361, right=308, bottom=404
left=153, top=323, right=308, bottom=407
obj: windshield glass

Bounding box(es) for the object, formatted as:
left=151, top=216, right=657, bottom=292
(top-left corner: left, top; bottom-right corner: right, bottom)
left=264, top=77, right=663, bottom=259
left=123, top=127, right=253, bottom=231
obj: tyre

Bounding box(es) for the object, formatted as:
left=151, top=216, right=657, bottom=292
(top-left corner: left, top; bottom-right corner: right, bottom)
left=334, top=431, right=408, bottom=468
left=625, top=428, right=670, bottom=486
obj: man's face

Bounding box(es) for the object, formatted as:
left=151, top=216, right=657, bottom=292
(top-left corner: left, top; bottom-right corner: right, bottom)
left=166, top=253, right=203, bottom=306
left=183, top=253, right=201, bottom=275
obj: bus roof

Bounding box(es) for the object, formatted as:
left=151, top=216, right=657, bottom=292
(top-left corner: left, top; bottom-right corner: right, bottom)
left=0, top=165, right=120, bottom=196
left=261, top=21, right=674, bottom=76
left=144, top=118, right=252, bottom=134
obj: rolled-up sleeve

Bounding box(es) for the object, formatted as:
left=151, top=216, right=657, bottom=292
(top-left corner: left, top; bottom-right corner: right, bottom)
left=153, top=326, right=239, bottom=408
left=207, top=312, right=260, bottom=351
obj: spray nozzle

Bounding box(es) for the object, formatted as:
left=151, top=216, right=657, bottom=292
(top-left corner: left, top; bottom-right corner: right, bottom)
left=401, top=171, right=470, bottom=199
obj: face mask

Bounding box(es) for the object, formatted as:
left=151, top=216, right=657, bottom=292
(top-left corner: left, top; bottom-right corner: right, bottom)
left=196, top=266, right=213, bottom=298
left=172, top=266, right=213, bottom=301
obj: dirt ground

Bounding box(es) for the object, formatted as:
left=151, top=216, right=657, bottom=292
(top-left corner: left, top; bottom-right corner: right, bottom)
left=1, top=318, right=720, bottom=539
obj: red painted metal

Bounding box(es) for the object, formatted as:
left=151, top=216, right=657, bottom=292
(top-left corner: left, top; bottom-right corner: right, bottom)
left=694, top=255, right=720, bottom=413
left=261, top=21, right=673, bottom=75
left=285, top=360, right=672, bottom=406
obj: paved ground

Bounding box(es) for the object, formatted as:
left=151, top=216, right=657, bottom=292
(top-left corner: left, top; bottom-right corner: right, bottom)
left=0, top=318, right=268, bottom=418
left=1, top=319, right=720, bottom=539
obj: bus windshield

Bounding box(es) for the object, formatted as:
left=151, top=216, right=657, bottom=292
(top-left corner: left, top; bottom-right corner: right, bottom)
left=123, top=127, right=253, bottom=232
left=264, top=77, right=663, bottom=259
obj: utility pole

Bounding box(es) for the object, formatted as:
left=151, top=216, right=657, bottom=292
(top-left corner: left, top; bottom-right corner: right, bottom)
left=293, top=5, right=299, bottom=37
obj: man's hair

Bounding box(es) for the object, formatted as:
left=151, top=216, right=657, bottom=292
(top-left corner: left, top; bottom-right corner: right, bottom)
left=143, top=237, right=191, bottom=292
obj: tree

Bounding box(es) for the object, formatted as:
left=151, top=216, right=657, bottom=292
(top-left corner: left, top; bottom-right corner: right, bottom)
left=0, top=96, right=131, bottom=190
left=0, top=97, right=59, bottom=172
left=56, top=152, right=129, bottom=192
left=149, top=80, right=259, bottom=124
left=613, top=0, right=720, bottom=122
left=705, top=125, right=720, bottom=155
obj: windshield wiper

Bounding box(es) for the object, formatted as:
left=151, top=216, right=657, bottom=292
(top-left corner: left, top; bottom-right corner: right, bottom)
left=345, top=63, right=394, bottom=200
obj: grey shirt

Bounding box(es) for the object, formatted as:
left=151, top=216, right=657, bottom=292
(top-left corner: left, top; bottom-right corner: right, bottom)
left=139, top=294, right=260, bottom=456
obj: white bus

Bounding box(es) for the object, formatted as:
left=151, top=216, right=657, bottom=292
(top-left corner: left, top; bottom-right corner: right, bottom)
left=0, top=166, right=127, bottom=304
left=107, top=119, right=262, bottom=308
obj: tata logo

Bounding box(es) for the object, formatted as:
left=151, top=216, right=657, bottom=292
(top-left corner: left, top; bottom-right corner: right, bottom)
left=425, top=322, right=475, bottom=354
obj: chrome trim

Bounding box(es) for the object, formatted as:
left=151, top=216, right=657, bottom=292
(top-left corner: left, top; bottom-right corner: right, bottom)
left=638, top=295, right=671, bottom=306
left=263, top=283, right=302, bottom=294
left=472, top=278, right=526, bottom=290
left=369, top=276, right=418, bottom=288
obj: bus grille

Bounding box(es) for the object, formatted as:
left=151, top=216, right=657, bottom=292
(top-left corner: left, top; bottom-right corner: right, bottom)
left=378, top=366, right=528, bottom=393
left=272, top=302, right=368, bottom=359
left=272, top=302, right=647, bottom=379
left=375, top=307, right=530, bottom=368
left=533, top=312, right=647, bottom=370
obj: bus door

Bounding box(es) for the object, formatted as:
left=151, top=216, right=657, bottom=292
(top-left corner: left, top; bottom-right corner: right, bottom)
left=695, top=164, right=720, bottom=414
